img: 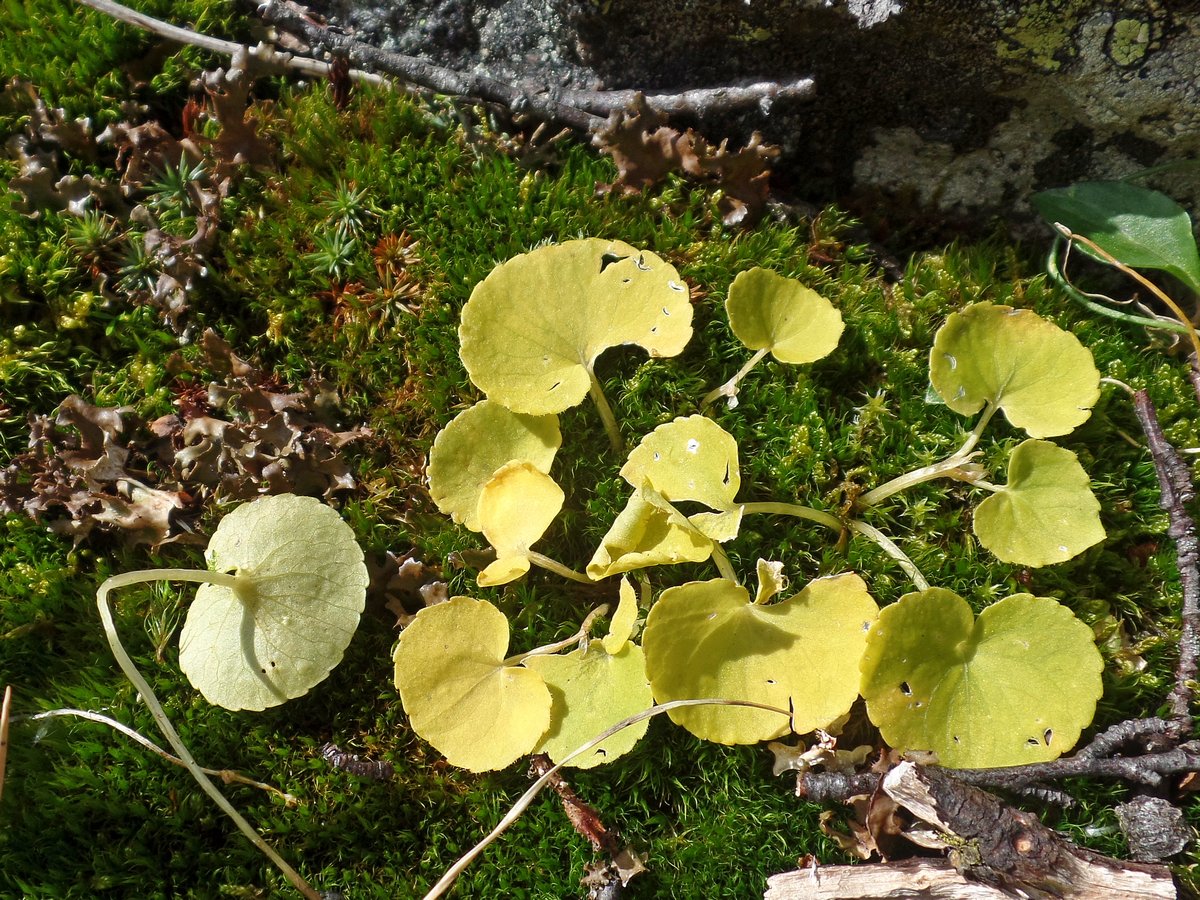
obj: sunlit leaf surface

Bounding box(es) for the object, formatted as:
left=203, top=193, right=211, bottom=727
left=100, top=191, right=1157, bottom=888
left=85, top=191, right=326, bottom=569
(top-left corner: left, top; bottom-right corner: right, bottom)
left=393, top=597, right=552, bottom=772
left=460, top=239, right=693, bottom=414
left=179, top=494, right=368, bottom=711
left=929, top=302, right=1099, bottom=438
left=861, top=589, right=1103, bottom=768
left=973, top=439, right=1105, bottom=566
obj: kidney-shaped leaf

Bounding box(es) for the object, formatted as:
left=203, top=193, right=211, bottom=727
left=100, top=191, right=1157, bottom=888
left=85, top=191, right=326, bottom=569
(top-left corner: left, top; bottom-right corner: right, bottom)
left=643, top=573, right=878, bottom=744
left=1032, top=181, right=1200, bottom=295
left=393, top=597, right=552, bottom=772
left=725, top=267, right=844, bottom=363
left=179, top=494, right=368, bottom=711
left=459, top=239, right=693, bottom=415
left=621, top=415, right=740, bottom=511
left=929, top=303, right=1099, bottom=438
left=477, top=461, right=564, bottom=586
left=525, top=640, right=653, bottom=768
left=428, top=399, right=561, bottom=532
left=973, top=439, right=1105, bottom=566
left=860, top=589, right=1103, bottom=768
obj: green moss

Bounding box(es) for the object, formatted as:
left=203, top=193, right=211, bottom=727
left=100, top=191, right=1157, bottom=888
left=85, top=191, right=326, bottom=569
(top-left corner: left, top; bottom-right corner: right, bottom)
left=1, top=3, right=1197, bottom=896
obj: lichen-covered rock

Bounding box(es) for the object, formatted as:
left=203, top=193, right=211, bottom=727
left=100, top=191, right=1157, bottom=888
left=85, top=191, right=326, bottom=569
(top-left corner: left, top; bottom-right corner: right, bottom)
left=312, top=0, right=1200, bottom=236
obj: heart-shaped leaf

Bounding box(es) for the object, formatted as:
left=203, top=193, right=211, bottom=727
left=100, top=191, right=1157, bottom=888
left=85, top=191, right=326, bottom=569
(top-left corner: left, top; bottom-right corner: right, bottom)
left=929, top=303, right=1099, bottom=438
left=477, top=461, right=564, bottom=586
left=725, top=267, right=844, bottom=363
left=179, top=494, right=368, bottom=711
left=427, top=399, right=561, bottom=532
left=459, top=239, right=693, bottom=415
left=643, top=573, right=878, bottom=744
left=860, top=589, right=1103, bottom=768
left=1032, top=181, right=1200, bottom=295
left=973, top=439, right=1105, bottom=566
left=525, top=639, right=653, bottom=768
left=393, top=597, right=552, bottom=772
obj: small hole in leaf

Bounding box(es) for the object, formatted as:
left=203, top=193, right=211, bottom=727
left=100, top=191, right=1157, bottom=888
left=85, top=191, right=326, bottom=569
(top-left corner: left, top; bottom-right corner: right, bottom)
left=953, top=736, right=961, bottom=743
left=599, top=252, right=626, bottom=272
left=1026, top=737, right=1039, bottom=746
left=1044, top=728, right=1053, bottom=745
left=667, top=281, right=685, bottom=293
left=270, top=661, right=277, bottom=668
left=634, top=255, right=650, bottom=271
left=622, top=277, right=631, bottom=284
left=550, top=381, right=562, bottom=391
left=260, top=667, right=267, bottom=674
left=653, top=452, right=661, bottom=461
left=766, top=679, right=776, bottom=685
left=722, top=463, right=731, bottom=486
left=899, top=682, right=912, bottom=696
left=686, top=439, right=700, bottom=453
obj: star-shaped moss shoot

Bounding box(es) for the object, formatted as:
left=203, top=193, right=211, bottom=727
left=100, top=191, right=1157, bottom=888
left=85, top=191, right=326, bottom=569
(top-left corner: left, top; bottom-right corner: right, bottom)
left=427, top=399, right=561, bottom=533
left=972, top=439, right=1105, bottom=566
left=178, top=493, right=369, bottom=711
left=525, top=579, right=653, bottom=768
left=860, top=589, right=1103, bottom=768
left=476, top=461, right=565, bottom=586
left=588, top=417, right=744, bottom=579
left=929, top=302, right=1100, bottom=438
left=393, top=597, right=552, bottom=772
left=642, top=569, right=878, bottom=744
left=703, top=267, right=844, bottom=409
left=458, top=238, right=693, bottom=451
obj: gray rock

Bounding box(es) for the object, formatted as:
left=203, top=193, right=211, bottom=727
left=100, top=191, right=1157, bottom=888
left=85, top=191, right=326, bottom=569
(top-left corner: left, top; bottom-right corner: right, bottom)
left=309, top=0, right=1200, bottom=234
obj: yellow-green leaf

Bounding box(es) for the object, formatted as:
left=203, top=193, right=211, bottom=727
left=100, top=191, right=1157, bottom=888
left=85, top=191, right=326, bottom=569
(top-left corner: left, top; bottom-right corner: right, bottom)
left=394, top=597, right=552, bottom=772
left=643, top=573, right=878, bottom=744
left=860, top=590, right=1103, bottom=768
left=602, top=577, right=639, bottom=654
left=477, top=461, right=564, bottom=586
left=459, top=239, right=693, bottom=414
left=620, top=415, right=740, bottom=511
left=525, top=640, right=653, bottom=768
left=586, top=489, right=714, bottom=580
left=427, top=399, right=560, bottom=532
left=929, top=303, right=1100, bottom=438
left=179, top=494, right=367, bottom=712
left=973, top=439, right=1105, bottom=566
left=725, top=267, right=844, bottom=363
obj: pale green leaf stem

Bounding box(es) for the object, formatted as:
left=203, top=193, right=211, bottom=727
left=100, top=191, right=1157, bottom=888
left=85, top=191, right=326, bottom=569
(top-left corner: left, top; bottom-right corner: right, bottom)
left=98, top=570, right=321, bottom=900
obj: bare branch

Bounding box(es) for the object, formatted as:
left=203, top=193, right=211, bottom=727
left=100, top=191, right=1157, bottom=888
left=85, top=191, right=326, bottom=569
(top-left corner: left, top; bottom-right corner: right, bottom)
left=74, top=0, right=386, bottom=87
left=253, top=0, right=813, bottom=131
left=1132, top=389, right=1199, bottom=733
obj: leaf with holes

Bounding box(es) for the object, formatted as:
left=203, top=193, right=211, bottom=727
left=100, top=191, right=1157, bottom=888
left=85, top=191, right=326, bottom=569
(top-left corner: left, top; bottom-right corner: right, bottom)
left=726, top=267, right=844, bottom=363
left=1032, top=181, right=1200, bottom=295
left=459, top=239, right=693, bottom=415
left=860, top=589, right=1103, bottom=768
left=178, top=494, right=368, bottom=711
left=525, top=638, right=653, bottom=768
left=427, top=399, right=561, bottom=532
left=393, top=597, right=552, bottom=772
left=621, top=415, right=741, bottom=512
left=642, top=573, right=877, bottom=744
left=929, top=303, right=1099, bottom=438
left=477, top=461, right=564, bottom=586
left=973, top=439, right=1105, bottom=566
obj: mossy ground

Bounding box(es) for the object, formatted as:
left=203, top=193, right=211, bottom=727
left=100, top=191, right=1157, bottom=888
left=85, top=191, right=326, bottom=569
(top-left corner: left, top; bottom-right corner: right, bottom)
left=1, top=1, right=1198, bottom=897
